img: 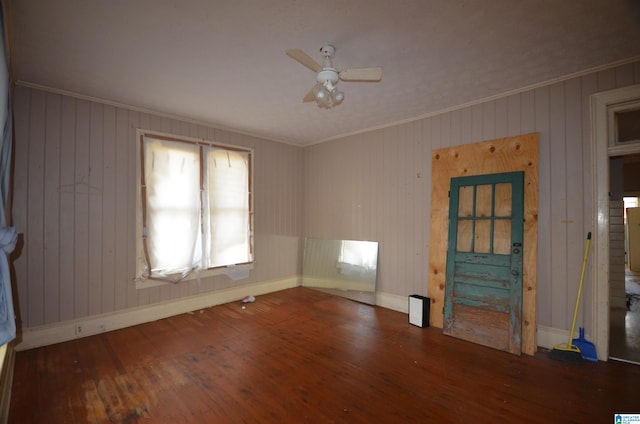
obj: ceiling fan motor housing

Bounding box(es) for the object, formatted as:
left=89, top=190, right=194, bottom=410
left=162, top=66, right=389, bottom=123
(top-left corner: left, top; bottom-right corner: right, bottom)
left=317, top=69, right=339, bottom=85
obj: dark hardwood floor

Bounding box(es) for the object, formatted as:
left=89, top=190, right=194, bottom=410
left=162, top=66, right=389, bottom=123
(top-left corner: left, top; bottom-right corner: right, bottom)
left=9, top=287, right=640, bottom=423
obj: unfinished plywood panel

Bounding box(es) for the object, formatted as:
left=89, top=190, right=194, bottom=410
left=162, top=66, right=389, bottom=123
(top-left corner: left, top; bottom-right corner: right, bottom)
left=429, top=133, right=538, bottom=355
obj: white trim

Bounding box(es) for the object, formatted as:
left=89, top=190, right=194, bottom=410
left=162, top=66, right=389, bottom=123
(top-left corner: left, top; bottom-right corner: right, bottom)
left=606, top=143, right=640, bottom=158
left=376, top=291, right=410, bottom=314
left=535, top=325, right=598, bottom=354
left=607, top=101, right=640, bottom=148
left=135, top=129, right=255, bottom=285
left=135, top=263, right=255, bottom=289
left=15, top=281, right=575, bottom=359
left=139, top=128, right=258, bottom=153
left=15, top=276, right=300, bottom=352
left=591, top=84, right=640, bottom=362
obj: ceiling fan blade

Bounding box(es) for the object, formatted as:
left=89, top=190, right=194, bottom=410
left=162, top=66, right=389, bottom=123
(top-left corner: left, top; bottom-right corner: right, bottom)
left=286, top=49, right=322, bottom=72
left=339, top=67, right=383, bottom=82
left=303, top=85, right=317, bottom=103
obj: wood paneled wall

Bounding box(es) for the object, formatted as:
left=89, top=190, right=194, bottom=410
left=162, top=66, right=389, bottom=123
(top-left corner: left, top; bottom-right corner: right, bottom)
left=303, top=60, right=640, bottom=333
left=11, top=60, right=640, bottom=336
left=12, top=86, right=303, bottom=329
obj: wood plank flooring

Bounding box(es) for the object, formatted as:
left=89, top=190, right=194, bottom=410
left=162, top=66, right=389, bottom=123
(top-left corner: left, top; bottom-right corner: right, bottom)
left=9, top=287, right=640, bottom=423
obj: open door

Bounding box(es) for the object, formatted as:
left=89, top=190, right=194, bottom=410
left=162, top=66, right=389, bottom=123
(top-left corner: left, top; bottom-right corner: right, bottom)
left=443, top=171, right=524, bottom=355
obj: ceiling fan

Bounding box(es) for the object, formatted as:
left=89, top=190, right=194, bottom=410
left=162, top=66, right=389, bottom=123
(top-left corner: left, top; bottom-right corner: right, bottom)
left=286, top=45, right=383, bottom=109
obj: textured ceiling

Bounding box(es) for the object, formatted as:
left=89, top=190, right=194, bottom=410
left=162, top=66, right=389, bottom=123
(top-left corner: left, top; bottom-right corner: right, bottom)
left=7, top=0, right=640, bottom=145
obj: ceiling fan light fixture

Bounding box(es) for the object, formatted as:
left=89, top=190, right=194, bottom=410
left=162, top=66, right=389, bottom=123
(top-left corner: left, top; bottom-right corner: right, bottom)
left=330, top=87, right=344, bottom=104
left=314, top=84, right=329, bottom=103
left=287, top=45, right=381, bottom=109
left=313, top=81, right=344, bottom=108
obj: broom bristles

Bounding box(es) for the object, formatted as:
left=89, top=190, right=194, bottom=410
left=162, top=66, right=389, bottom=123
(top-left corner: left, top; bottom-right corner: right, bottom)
left=549, top=343, right=584, bottom=363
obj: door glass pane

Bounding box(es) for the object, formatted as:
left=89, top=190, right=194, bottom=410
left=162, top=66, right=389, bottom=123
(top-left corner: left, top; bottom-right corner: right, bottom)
left=458, top=186, right=474, bottom=217
left=475, top=220, right=491, bottom=253
left=494, top=219, right=511, bottom=254
left=476, top=185, right=492, bottom=217
left=457, top=220, right=473, bottom=252
left=494, top=183, right=512, bottom=217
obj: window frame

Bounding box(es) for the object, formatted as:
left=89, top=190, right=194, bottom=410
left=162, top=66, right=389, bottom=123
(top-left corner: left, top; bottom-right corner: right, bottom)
left=135, top=129, right=254, bottom=288
left=608, top=99, right=640, bottom=153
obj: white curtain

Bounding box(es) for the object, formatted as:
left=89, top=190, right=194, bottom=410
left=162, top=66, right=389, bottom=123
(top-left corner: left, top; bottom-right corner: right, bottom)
left=142, top=137, right=252, bottom=282
left=205, top=148, right=251, bottom=268
left=144, top=137, right=201, bottom=280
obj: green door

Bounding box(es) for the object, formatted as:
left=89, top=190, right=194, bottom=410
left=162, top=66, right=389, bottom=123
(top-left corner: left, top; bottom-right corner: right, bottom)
left=443, top=171, right=524, bottom=355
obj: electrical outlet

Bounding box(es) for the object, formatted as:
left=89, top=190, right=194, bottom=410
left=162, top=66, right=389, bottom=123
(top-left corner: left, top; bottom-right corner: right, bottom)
left=99, top=325, right=105, bottom=333
left=75, top=324, right=82, bottom=335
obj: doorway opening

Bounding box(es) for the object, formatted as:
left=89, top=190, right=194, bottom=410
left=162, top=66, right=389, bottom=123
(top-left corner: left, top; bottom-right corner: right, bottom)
left=609, top=156, right=640, bottom=364
left=592, top=84, right=640, bottom=362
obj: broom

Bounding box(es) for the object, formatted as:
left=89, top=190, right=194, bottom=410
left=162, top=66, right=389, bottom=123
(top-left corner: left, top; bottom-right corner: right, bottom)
left=549, top=232, right=591, bottom=363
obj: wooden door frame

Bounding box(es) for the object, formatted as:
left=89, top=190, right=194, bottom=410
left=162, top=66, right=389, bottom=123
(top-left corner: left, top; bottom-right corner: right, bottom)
left=591, top=84, right=640, bottom=361
left=429, top=133, right=538, bottom=355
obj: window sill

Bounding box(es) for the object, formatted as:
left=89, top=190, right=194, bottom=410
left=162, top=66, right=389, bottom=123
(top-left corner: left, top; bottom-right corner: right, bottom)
left=135, top=263, right=254, bottom=289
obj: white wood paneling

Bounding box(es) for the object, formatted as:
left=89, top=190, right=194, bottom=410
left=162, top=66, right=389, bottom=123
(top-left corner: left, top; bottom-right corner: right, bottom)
left=564, top=77, right=586, bottom=329
left=302, top=59, right=640, bottom=339
left=547, top=81, right=568, bottom=329
left=113, top=107, right=131, bottom=312
left=43, top=93, right=61, bottom=324
left=12, top=86, right=303, bottom=330
left=12, top=86, right=28, bottom=328
left=73, top=99, right=91, bottom=320
left=507, top=94, right=522, bottom=137
left=101, top=105, right=116, bottom=313
left=534, top=85, right=552, bottom=326
left=27, top=89, right=45, bottom=327
left=88, top=101, right=104, bottom=317
left=13, top=59, right=640, bottom=343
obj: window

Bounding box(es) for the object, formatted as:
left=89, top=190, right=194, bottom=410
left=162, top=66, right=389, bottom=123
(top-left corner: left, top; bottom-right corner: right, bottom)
left=137, top=132, right=253, bottom=284
left=608, top=100, right=640, bottom=152
left=615, top=109, right=640, bottom=144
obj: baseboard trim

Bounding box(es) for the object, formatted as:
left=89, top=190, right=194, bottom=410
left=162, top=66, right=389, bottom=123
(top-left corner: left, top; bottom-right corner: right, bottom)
left=16, top=276, right=301, bottom=351
left=16, top=282, right=573, bottom=360
left=377, top=291, right=410, bottom=314
left=536, top=324, right=594, bottom=352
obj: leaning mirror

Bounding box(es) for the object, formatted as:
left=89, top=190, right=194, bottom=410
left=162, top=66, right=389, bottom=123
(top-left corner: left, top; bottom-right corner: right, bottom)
left=302, top=238, right=378, bottom=305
